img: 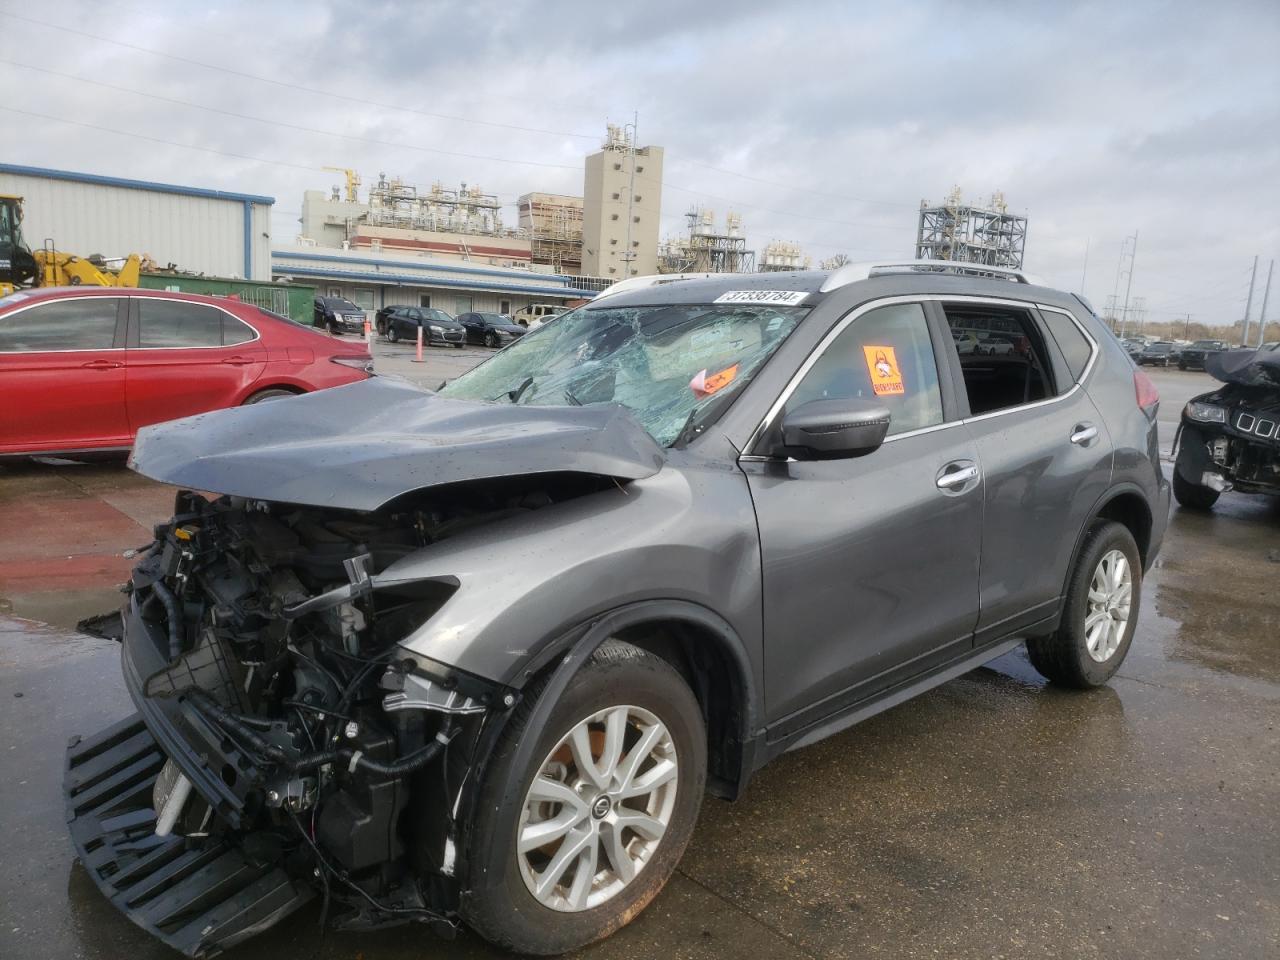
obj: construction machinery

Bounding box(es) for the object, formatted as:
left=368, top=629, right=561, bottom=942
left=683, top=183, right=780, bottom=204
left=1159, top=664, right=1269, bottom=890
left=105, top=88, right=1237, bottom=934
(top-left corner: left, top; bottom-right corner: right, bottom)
left=0, top=194, right=144, bottom=296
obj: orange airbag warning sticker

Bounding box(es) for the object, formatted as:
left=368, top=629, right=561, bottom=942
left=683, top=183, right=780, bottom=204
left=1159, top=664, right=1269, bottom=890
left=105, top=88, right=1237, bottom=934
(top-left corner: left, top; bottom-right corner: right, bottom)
left=862, top=345, right=904, bottom=395
left=690, top=363, right=739, bottom=398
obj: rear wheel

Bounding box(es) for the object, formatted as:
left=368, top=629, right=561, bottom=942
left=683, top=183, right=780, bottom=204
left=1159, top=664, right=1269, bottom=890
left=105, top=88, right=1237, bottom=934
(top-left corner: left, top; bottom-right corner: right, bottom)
left=462, top=641, right=705, bottom=955
left=1173, top=470, right=1220, bottom=510
left=1178, top=361, right=1187, bottom=370
left=1027, top=520, right=1140, bottom=689
left=243, top=388, right=295, bottom=404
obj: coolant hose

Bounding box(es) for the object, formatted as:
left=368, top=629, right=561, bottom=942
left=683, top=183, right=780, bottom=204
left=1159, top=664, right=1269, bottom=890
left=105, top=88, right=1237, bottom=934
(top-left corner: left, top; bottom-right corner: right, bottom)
left=289, top=725, right=457, bottom=779
left=151, top=580, right=184, bottom=660
left=187, top=690, right=292, bottom=764
left=189, top=689, right=457, bottom=780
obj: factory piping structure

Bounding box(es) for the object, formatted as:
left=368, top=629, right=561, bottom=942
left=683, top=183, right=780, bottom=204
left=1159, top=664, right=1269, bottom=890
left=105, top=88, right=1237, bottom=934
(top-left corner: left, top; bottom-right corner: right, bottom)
left=915, top=187, right=1027, bottom=269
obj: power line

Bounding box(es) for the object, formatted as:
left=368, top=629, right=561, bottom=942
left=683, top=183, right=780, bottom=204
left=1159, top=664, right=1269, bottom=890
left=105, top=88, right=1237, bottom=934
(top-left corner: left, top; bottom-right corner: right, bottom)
left=1, top=9, right=599, bottom=142
left=0, top=60, right=584, bottom=173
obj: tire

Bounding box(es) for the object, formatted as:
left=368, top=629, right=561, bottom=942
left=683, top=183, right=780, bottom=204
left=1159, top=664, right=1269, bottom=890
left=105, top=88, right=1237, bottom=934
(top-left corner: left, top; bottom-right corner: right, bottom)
left=485, top=332, right=499, bottom=348
left=1178, top=361, right=1187, bottom=370
left=1026, top=520, right=1141, bottom=689
left=243, top=388, right=295, bottom=404
left=327, top=320, right=339, bottom=336
left=462, top=640, right=706, bottom=955
left=453, top=342, right=464, bottom=349
left=387, top=325, right=400, bottom=344
left=1173, top=469, right=1220, bottom=510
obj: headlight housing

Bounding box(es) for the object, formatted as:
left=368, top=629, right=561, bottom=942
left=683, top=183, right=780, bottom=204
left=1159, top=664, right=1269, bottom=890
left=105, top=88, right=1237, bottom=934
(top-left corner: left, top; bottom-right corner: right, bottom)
left=429, top=325, right=444, bottom=333
left=1185, top=401, right=1226, bottom=423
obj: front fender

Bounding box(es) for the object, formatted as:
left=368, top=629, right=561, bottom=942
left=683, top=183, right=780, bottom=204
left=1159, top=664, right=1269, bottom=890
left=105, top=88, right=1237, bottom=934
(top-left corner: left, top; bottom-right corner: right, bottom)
left=375, top=463, right=763, bottom=690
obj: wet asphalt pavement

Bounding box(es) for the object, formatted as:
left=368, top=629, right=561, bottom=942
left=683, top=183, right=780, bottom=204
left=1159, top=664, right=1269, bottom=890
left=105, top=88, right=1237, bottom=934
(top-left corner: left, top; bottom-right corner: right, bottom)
left=0, top=365, right=1276, bottom=959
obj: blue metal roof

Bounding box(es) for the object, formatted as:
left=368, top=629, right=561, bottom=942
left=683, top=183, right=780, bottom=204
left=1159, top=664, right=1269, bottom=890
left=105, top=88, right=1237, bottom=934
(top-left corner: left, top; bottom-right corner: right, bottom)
left=0, top=163, right=275, bottom=205
left=273, top=264, right=594, bottom=300
left=275, top=249, right=585, bottom=286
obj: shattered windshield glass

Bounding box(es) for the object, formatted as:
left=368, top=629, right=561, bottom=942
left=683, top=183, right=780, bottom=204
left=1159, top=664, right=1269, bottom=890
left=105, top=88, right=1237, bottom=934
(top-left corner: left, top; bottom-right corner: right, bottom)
left=439, top=302, right=807, bottom=445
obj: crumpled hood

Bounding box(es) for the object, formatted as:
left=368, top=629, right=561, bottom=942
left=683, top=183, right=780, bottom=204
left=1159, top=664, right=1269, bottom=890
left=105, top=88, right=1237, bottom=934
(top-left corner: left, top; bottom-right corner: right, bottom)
left=129, top=377, right=666, bottom=511
left=1205, top=347, right=1280, bottom=389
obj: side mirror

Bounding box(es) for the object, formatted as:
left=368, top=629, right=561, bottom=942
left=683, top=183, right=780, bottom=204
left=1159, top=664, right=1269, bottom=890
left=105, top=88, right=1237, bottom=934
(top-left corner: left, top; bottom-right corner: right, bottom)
left=778, top=398, right=891, bottom=459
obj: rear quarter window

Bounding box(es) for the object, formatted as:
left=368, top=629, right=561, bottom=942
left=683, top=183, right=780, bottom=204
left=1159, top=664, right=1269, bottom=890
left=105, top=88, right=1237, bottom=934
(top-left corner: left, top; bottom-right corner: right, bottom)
left=1040, top=309, right=1094, bottom=383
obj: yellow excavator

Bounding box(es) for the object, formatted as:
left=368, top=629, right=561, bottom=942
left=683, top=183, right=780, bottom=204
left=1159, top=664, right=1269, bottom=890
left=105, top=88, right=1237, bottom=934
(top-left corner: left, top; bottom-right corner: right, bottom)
left=0, top=193, right=144, bottom=296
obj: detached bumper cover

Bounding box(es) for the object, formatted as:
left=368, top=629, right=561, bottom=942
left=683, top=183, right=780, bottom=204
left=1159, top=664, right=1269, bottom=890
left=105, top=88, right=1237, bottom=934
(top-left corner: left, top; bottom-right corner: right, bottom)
left=64, top=715, right=313, bottom=958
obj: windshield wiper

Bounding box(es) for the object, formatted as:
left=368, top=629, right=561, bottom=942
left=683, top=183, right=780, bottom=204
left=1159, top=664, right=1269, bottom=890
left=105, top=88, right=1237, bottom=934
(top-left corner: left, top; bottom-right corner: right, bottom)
left=492, top=376, right=534, bottom=403
left=563, top=387, right=582, bottom=406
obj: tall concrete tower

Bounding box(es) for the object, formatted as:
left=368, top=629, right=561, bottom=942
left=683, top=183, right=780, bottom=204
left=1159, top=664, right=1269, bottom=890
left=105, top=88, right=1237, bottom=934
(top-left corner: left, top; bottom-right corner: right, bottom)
left=582, top=124, right=664, bottom=279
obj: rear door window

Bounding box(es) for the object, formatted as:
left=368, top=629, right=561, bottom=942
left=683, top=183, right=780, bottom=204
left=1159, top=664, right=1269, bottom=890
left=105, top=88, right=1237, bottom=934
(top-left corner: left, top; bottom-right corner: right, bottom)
left=941, top=304, right=1057, bottom=414
left=138, top=300, right=223, bottom=348
left=0, top=298, right=121, bottom=351
left=787, top=302, right=944, bottom=437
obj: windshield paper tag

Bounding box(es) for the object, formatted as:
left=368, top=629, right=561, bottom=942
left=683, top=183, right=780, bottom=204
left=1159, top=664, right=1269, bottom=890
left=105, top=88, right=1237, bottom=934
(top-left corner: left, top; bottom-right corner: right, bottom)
left=862, top=346, right=905, bottom=396
left=713, top=290, right=807, bottom=306
left=690, top=363, right=740, bottom=398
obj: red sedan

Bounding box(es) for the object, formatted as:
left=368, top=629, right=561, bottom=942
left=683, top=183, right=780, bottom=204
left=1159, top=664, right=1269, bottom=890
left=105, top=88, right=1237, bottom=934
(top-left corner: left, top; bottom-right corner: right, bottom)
left=0, top=287, right=373, bottom=458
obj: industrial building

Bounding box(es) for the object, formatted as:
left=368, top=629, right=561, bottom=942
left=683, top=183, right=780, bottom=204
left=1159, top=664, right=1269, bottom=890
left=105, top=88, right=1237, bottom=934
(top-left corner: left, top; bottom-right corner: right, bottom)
left=759, top=240, right=811, bottom=272
left=581, top=125, right=664, bottom=278
left=300, top=173, right=533, bottom=267
left=271, top=244, right=603, bottom=319
left=658, top=208, right=756, bottom=274
left=0, top=163, right=274, bottom=280
left=915, top=188, right=1028, bottom=269
left=518, top=192, right=584, bottom=275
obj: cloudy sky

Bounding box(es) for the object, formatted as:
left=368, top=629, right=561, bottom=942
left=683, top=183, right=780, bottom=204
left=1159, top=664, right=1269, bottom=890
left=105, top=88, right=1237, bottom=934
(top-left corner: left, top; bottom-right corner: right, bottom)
left=4, top=0, right=1278, bottom=328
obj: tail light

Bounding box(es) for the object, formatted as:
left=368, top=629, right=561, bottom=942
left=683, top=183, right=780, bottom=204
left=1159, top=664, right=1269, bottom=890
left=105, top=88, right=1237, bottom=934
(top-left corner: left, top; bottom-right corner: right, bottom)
left=1134, top=368, right=1159, bottom=416
left=332, top=355, right=375, bottom=374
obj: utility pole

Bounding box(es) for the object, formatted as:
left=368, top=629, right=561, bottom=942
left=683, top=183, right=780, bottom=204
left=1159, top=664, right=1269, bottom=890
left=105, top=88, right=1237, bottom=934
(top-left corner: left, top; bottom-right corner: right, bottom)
left=1184, top=313, right=1192, bottom=339
left=1257, top=259, right=1274, bottom=347
left=1119, top=231, right=1138, bottom=339
left=1241, top=255, right=1258, bottom=346
left=622, top=111, right=638, bottom=278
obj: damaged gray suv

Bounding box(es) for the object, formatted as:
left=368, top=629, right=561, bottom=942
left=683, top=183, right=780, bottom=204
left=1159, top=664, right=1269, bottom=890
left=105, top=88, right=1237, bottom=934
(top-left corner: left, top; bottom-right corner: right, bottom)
left=66, top=262, right=1170, bottom=956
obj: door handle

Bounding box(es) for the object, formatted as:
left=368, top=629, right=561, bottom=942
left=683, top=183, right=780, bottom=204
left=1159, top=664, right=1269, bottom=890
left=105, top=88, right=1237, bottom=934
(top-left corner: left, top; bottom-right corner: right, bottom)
left=1070, top=423, right=1099, bottom=445
left=936, top=463, right=980, bottom=490
left=80, top=358, right=123, bottom=370
left=221, top=356, right=255, bottom=366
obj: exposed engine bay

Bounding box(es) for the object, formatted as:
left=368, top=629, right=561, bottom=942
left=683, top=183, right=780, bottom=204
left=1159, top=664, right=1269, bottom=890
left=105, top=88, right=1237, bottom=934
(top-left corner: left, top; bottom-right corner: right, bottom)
left=1176, top=372, right=1280, bottom=498
left=65, top=476, right=612, bottom=956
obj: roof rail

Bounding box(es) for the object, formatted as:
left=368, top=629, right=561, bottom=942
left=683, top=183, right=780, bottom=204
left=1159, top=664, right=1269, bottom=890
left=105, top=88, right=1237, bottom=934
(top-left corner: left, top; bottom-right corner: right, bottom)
left=590, top=272, right=720, bottom=302
left=820, top=259, right=1042, bottom=292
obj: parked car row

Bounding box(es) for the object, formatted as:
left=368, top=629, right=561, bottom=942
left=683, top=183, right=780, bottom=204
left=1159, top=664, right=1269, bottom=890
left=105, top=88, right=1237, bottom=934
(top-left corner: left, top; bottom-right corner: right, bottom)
left=1122, top=337, right=1232, bottom=370
left=2, top=288, right=373, bottom=458
left=373, top=305, right=530, bottom=348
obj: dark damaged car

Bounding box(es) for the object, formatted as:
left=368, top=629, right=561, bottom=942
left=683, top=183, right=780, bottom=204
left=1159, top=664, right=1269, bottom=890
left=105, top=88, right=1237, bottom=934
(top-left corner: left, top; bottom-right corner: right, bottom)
left=1173, top=342, right=1280, bottom=508
left=66, top=263, right=1169, bottom=957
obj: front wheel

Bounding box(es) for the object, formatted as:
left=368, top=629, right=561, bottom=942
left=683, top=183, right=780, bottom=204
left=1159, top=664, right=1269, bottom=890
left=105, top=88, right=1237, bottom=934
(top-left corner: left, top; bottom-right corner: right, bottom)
left=387, top=325, right=400, bottom=343
left=485, top=332, right=500, bottom=348
left=1026, top=520, right=1141, bottom=689
left=462, top=641, right=706, bottom=955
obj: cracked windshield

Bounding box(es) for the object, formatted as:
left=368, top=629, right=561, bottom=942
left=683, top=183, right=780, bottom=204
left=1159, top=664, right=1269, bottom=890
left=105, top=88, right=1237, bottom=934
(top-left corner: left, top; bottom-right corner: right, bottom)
left=439, top=302, right=807, bottom=444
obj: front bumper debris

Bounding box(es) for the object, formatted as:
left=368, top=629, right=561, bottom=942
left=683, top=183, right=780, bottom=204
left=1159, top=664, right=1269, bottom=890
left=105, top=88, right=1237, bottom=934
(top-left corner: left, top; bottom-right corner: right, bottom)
left=65, top=715, right=313, bottom=958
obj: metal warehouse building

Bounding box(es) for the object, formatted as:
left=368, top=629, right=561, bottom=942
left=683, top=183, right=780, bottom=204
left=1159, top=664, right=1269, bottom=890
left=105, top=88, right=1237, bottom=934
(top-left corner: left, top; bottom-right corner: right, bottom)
left=0, top=164, right=274, bottom=280
left=272, top=245, right=605, bottom=318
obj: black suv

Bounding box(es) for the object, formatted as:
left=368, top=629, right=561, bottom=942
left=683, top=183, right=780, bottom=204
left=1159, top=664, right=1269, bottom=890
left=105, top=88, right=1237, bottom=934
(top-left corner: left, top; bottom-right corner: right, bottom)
left=312, top=296, right=367, bottom=335
left=1178, top=339, right=1228, bottom=371
left=67, top=262, right=1170, bottom=957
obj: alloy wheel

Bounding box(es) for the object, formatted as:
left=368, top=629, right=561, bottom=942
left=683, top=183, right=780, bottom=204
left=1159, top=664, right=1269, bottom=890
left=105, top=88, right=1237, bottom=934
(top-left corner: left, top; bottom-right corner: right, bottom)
left=1085, top=548, right=1132, bottom=662
left=517, top=705, right=678, bottom=912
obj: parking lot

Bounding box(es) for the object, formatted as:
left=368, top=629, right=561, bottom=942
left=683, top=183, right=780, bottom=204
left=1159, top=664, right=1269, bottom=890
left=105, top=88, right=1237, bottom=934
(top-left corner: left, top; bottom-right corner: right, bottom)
left=0, top=358, right=1275, bottom=960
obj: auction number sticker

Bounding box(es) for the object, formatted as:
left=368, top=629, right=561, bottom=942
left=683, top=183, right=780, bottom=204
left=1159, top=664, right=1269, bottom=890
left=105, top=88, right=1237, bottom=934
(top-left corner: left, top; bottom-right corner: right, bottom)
left=713, top=290, right=808, bottom=306
left=862, top=345, right=905, bottom=396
